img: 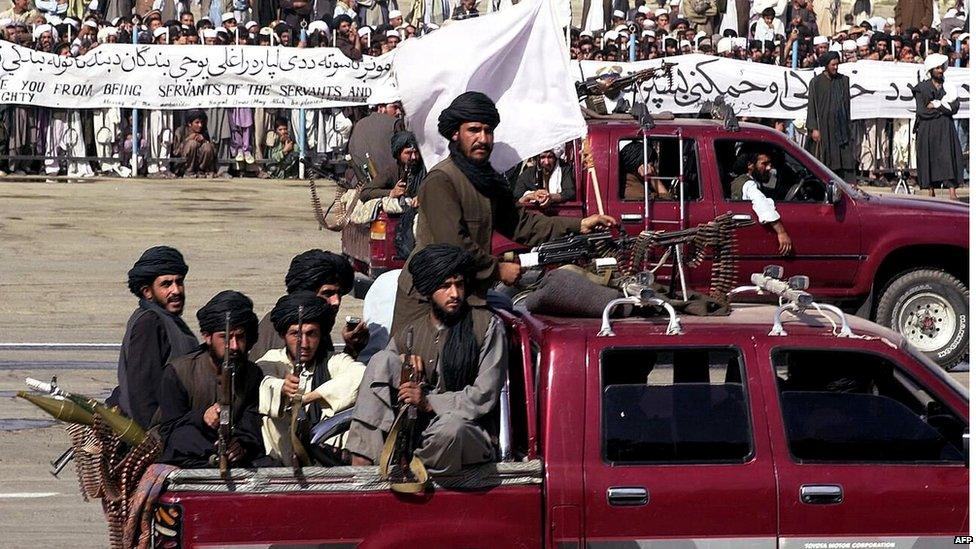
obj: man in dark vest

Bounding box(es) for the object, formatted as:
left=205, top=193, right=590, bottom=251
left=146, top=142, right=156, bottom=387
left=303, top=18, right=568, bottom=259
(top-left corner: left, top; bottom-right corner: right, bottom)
left=392, top=92, right=617, bottom=333
left=805, top=51, right=856, bottom=182
left=157, top=291, right=265, bottom=468
left=107, top=246, right=198, bottom=430
left=347, top=244, right=505, bottom=476
left=730, top=149, right=793, bottom=255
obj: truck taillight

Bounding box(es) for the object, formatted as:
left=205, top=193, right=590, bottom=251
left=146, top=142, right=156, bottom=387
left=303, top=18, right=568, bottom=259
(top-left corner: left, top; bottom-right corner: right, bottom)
left=153, top=502, right=182, bottom=548
left=370, top=220, right=387, bottom=240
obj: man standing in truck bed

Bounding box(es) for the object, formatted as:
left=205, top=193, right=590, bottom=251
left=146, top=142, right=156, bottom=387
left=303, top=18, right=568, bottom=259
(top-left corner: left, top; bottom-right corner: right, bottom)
left=347, top=244, right=505, bottom=476
left=392, top=92, right=617, bottom=333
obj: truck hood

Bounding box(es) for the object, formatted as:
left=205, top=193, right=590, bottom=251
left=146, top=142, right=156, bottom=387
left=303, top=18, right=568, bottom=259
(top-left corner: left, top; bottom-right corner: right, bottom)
left=858, top=191, right=970, bottom=216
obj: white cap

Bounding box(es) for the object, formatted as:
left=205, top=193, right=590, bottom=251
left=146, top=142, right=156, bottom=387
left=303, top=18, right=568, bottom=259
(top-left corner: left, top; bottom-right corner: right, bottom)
left=257, top=27, right=274, bottom=36
left=924, top=52, right=949, bottom=73
left=215, top=26, right=228, bottom=34
left=0, top=18, right=11, bottom=28
left=869, top=15, right=885, bottom=30
left=112, top=16, right=124, bottom=25
left=959, top=33, right=970, bottom=42
left=32, top=23, right=52, bottom=39
left=612, top=9, right=625, bottom=18
left=220, top=12, right=236, bottom=22
left=717, top=36, right=732, bottom=53
left=669, top=0, right=680, bottom=5
left=358, top=26, right=371, bottom=36
left=637, top=5, right=650, bottom=14
left=64, top=17, right=80, bottom=28
left=244, top=20, right=258, bottom=29
left=153, top=26, right=168, bottom=38
left=885, top=17, right=894, bottom=26
left=307, top=20, right=328, bottom=33
left=842, top=39, right=856, bottom=51
left=642, top=19, right=653, bottom=28
left=813, top=35, right=828, bottom=45
left=733, top=36, right=747, bottom=48
left=855, top=35, right=869, bottom=47
left=388, top=9, right=402, bottom=18
left=604, top=30, right=619, bottom=41
left=614, top=24, right=628, bottom=32
left=202, top=28, right=218, bottom=38
left=654, top=7, right=668, bottom=16
left=949, top=26, right=963, bottom=34
left=385, top=29, right=399, bottom=38
left=641, top=29, right=654, bottom=38
left=580, top=29, right=593, bottom=37
left=680, top=39, right=691, bottom=48
left=829, top=41, right=842, bottom=52
left=83, top=19, right=98, bottom=29
left=46, top=14, right=63, bottom=26
left=694, top=30, right=705, bottom=40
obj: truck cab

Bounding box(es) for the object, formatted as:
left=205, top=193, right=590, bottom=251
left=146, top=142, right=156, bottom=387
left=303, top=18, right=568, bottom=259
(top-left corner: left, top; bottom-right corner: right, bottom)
left=342, top=117, right=968, bottom=368
left=153, top=286, right=968, bottom=548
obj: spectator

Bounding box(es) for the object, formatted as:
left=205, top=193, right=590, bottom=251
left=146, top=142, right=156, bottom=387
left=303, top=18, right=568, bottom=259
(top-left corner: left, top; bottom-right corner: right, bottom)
left=514, top=148, right=576, bottom=208
left=175, top=110, right=218, bottom=177
left=452, top=0, right=478, bottom=21
left=267, top=118, right=299, bottom=179
left=805, top=51, right=856, bottom=182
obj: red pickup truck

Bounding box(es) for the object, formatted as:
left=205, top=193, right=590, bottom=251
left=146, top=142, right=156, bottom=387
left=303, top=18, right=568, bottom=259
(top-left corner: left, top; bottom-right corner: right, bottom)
left=342, top=117, right=969, bottom=368
left=153, top=286, right=968, bottom=548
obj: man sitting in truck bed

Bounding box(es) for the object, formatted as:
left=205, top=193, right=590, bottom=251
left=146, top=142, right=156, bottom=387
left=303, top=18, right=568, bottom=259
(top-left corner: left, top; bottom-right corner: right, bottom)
left=347, top=244, right=505, bottom=476
left=257, top=291, right=365, bottom=467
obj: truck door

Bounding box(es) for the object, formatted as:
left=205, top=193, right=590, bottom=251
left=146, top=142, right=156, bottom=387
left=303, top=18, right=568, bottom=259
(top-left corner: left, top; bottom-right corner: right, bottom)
left=755, top=338, right=969, bottom=548
left=708, top=136, right=863, bottom=297
left=582, top=338, right=777, bottom=547
left=602, top=127, right=718, bottom=289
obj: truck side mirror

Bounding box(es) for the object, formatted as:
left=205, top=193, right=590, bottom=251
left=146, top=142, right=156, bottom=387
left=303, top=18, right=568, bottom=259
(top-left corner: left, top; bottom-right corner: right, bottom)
left=827, top=182, right=842, bottom=204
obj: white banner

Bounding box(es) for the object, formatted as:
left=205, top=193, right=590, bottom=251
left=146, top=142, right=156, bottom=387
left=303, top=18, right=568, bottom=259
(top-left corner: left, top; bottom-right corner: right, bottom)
left=394, top=0, right=587, bottom=172
left=0, top=41, right=395, bottom=109
left=578, top=55, right=970, bottom=120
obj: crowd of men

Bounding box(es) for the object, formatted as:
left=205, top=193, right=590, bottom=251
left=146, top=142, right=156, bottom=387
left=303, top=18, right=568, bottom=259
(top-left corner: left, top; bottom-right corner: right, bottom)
left=0, top=0, right=969, bottom=182
left=107, top=92, right=614, bottom=477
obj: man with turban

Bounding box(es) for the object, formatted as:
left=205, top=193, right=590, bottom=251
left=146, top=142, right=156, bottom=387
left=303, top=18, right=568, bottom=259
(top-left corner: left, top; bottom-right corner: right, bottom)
left=513, top=148, right=576, bottom=208
left=107, top=246, right=198, bottom=430
left=249, top=249, right=367, bottom=362
left=256, top=291, right=366, bottom=466
left=157, top=291, right=266, bottom=468
left=347, top=244, right=505, bottom=477
left=914, top=53, right=964, bottom=201
left=805, top=51, right=856, bottom=182
left=391, top=130, right=427, bottom=260
left=616, top=140, right=669, bottom=201
left=392, top=92, right=616, bottom=333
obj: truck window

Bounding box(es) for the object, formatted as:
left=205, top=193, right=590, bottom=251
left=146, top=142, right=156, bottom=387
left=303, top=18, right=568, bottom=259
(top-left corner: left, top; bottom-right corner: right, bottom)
left=600, top=347, right=752, bottom=464
left=772, top=349, right=966, bottom=464
left=616, top=137, right=701, bottom=202
left=714, top=139, right=827, bottom=203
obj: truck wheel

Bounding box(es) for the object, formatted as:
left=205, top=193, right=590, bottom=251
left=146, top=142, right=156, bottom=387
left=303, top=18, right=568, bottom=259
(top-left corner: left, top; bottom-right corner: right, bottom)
left=876, top=269, right=969, bottom=370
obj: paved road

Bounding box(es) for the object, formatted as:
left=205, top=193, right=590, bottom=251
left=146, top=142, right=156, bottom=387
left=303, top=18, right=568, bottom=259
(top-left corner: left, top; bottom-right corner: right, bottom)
left=0, top=177, right=968, bottom=548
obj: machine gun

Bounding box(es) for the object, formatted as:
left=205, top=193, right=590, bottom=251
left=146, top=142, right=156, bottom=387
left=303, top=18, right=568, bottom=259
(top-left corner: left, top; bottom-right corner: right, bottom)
left=379, top=328, right=429, bottom=493
left=289, top=305, right=312, bottom=470
left=212, top=312, right=234, bottom=477
left=576, top=62, right=676, bottom=114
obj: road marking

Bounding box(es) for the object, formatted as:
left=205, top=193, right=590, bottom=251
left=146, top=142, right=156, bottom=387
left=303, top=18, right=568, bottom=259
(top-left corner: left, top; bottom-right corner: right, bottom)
left=0, top=492, right=59, bottom=499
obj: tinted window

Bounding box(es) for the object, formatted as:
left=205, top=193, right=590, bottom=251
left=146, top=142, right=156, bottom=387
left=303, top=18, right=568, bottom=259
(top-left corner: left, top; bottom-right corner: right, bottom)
left=714, top=139, right=826, bottom=203
left=601, top=348, right=751, bottom=464
left=617, top=138, right=701, bottom=202
left=773, top=349, right=966, bottom=463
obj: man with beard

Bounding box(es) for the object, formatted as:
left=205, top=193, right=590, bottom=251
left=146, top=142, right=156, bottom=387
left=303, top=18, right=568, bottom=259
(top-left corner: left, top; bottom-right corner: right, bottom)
left=513, top=148, right=576, bottom=208
left=392, top=92, right=616, bottom=333
left=805, top=51, right=856, bottom=182
left=730, top=149, right=793, bottom=255
left=107, top=246, right=198, bottom=430
left=256, top=291, right=366, bottom=466
left=914, top=53, right=964, bottom=201
left=391, top=131, right=427, bottom=260
left=249, top=249, right=368, bottom=362
left=347, top=244, right=505, bottom=476
left=157, top=291, right=265, bottom=468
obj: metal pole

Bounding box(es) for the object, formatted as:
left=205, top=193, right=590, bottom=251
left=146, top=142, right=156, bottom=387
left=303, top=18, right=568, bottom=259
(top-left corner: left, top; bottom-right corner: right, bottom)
left=629, top=31, right=636, bottom=62
left=298, top=24, right=308, bottom=179
left=787, top=38, right=798, bottom=141
left=642, top=132, right=650, bottom=232
left=130, top=27, right=139, bottom=177
left=955, top=39, right=961, bottom=67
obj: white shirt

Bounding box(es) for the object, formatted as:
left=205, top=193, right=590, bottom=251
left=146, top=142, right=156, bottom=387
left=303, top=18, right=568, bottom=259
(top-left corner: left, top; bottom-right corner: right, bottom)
left=741, top=179, right=781, bottom=224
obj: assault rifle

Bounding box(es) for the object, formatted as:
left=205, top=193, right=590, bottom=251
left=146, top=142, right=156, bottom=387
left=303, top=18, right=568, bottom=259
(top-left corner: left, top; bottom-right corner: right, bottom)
left=289, top=305, right=311, bottom=470
left=379, top=328, right=428, bottom=493
left=576, top=62, right=677, bottom=114
left=213, top=312, right=234, bottom=477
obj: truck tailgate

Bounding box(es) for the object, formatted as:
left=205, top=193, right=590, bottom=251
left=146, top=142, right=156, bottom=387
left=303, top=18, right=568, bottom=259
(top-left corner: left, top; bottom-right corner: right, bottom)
left=158, top=461, right=543, bottom=548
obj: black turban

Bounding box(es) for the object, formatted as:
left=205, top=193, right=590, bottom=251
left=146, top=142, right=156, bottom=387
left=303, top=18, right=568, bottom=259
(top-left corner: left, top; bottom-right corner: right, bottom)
left=390, top=131, right=418, bottom=158
left=196, top=290, right=259, bottom=345
left=333, top=14, right=352, bottom=27
left=408, top=244, right=474, bottom=297
left=126, top=246, right=188, bottom=296
left=436, top=91, right=500, bottom=140
left=818, top=51, right=840, bottom=66
left=269, top=290, right=336, bottom=336
left=619, top=141, right=657, bottom=176
left=284, top=249, right=354, bottom=295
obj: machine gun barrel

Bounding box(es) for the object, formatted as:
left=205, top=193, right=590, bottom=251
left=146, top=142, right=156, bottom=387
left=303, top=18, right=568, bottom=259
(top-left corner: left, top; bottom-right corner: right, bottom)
left=216, top=312, right=233, bottom=476
left=750, top=273, right=813, bottom=307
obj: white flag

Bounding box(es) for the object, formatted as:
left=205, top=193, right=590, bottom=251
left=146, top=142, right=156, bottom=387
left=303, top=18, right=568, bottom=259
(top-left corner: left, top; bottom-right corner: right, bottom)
left=393, top=0, right=586, bottom=171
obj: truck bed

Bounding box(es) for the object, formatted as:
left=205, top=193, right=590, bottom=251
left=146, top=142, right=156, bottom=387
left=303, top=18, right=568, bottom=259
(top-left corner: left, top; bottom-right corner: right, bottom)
left=159, top=461, right=544, bottom=548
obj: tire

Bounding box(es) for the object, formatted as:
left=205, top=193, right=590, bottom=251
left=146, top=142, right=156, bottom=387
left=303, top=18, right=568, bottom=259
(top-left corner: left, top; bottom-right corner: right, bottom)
left=876, top=269, right=969, bottom=370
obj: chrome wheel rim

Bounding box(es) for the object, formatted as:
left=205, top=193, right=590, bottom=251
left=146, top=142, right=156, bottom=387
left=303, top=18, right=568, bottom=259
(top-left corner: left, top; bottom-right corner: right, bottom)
left=897, top=292, right=956, bottom=352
